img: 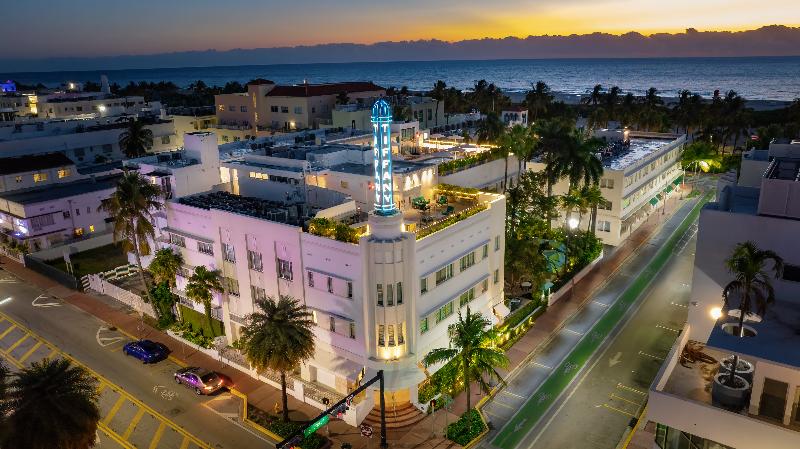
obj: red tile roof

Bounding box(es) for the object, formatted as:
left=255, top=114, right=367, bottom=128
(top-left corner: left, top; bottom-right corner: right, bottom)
left=265, top=82, right=385, bottom=97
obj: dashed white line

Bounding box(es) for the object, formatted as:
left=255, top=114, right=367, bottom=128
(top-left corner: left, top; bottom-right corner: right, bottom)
left=563, top=328, right=584, bottom=336
left=656, top=324, right=681, bottom=333
left=638, top=350, right=665, bottom=361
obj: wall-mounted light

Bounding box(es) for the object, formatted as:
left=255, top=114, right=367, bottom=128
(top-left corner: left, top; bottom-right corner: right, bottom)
left=710, top=306, right=723, bottom=320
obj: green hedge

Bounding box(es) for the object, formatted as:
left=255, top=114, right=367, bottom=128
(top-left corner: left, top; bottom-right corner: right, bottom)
left=438, top=148, right=504, bottom=175
left=308, top=218, right=360, bottom=244
left=178, top=305, right=224, bottom=338
left=446, top=409, right=487, bottom=446
left=247, top=405, right=325, bottom=449
left=499, top=299, right=542, bottom=332
left=416, top=204, right=487, bottom=240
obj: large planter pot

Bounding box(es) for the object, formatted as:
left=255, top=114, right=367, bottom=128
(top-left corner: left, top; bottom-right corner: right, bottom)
left=711, top=373, right=751, bottom=412
left=719, top=356, right=754, bottom=384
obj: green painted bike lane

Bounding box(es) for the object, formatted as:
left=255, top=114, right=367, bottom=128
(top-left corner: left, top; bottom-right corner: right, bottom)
left=492, top=191, right=713, bottom=449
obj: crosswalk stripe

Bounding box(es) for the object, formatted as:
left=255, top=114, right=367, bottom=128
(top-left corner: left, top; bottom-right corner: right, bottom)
left=148, top=422, right=167, bottom=449
left=103, top=396, right=127, bottom=425
left=122, top=408, right=146, bottom=440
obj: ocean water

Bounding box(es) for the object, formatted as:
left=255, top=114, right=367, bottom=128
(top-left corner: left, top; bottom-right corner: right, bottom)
left=3, top=57, right=800, bottom=101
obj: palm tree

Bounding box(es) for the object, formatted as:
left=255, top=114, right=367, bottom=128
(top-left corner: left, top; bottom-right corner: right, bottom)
left=148, top=247, right=184, bottom=288
left=532, top=118, right=576, bottom=199
left=580, top=184, right=605, bottom=235
left=605, top=86, right=621, bottom=123
left=560, top=189, right=587, bottom=230
left=525, top=81, right=553, bottom=121
left=422, top=307, right=508, bottom=417
left=476, top=112, right=504, bottom=144
left=429, top=80, right=447, bottom=127
left=118, top=118, right=154, bottom=159
left=584, top=84, right=603, bottom=106
left=721, top=241, right=783, bottom=386
left=99, top=171, right=163, bottom=300
left=497, top=125, right=534, bottom=192
left=185, top=266, right=223, bottom=331
left=241, top=295, right=315, bottom=422
left=5, top=358, right=100, bottom=449
left=0, top=361, right=9, bottom=441
left=546, top=132, right=604, bottom=191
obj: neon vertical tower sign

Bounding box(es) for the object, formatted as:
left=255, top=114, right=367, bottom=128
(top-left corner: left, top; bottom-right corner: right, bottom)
left=371, top=99, right=396, bottom=216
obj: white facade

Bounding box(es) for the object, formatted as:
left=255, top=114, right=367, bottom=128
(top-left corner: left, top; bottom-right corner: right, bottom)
left=648, top=143, right=800, bottom=448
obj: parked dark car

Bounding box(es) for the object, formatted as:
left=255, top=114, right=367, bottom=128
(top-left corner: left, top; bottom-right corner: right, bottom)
left=122, top=340, right=169, bottom=363
left=174, top=367, right=232, bottom=395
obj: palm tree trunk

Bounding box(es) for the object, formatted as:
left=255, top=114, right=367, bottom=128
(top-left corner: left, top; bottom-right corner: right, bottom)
left=464, top=353, right=472, bottom=433
left=280, top=371, right=290, bottom=422
left=590, top=206, right=598, bottom=237
left=203, top=299, right=214, bottom=334
left=503, top=156, right=510, bottom=193
left=727, top=292, right=749, bottom=386
left=132, top=235, right=154, bottom=311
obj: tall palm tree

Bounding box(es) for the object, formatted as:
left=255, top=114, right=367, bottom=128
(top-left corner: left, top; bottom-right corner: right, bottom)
left=584, top=84, right=603, bottom=106
left=241, top=295, right=315, bottom=423
left=560, top=189, right=587, bottom=230
left=532, top=118, right=576, bottom=199
left=546, top=132, right=604, bottom=191
left=721, top=241, right=783, bottom=386
left=525, top=81, right=553, bottom=121
left=423, top=308, right=508, bottom=422
left=0, top=361, right=9, bottom=441
left=185, top=266, right=223, bottom=331
left=476, top=112, right=504, bottom=144
left=580, top=184, right=605, bottom=236
left=99, top=171, right=163, bottom=300
left=605, top=86, right=621, bottom=123
left=148, top=247, right=184, bottom=288
left=118, top=118, right=154, bottom=159
left=5, top=358, right=100, bottom=449
left=429, top=80, right=447, bottom=127
left=497, top=125, right=534, bottom=192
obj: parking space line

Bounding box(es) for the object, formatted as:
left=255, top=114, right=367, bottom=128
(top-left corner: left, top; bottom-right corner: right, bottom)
left=97, top=382, right=108, bottom=394
left=603, top=403, right=636, bottom=417
left=148, top=422, right=166, bottom=449
left=638, top=350, right=665, bottom=361
left=45, top=346, right=58, bottom=360
left=7, top=334, right=29, bottom=352
left=610, top=393, right=642, bottom=406
left=656, top=324, right=680, bottom=333
left=0, top=324, right=17, bottom=339
left=18, top=341, right=43, bottom=362
left=179, top=436, right=192, bottom=449
left=103, top=396, right=127, bottom=425
left=98, top=422, right=135, bottom=449
left=617, top=383, right=647, bottom=396
left=122, top=408, right=146, bottom=440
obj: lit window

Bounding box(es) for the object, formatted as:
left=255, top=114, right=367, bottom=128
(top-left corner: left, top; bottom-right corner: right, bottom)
left=398, top=322, right=405, bottom=344
left=218, top=105, right=225, bottom=111
left=435, top=264, right=454, bottom=286
left=378, top=325, right=385, bottom=346
left=435, top=302, right=454, bottom=323
left=349, top=322, right=356, bottom=339
left=387, top=325, right=395, bottom=346
left=74, top=227, right=84, bottom=237
left=33, top=172, right=48, bottom=183
left=15, top=176, right=22, bottom=183
left=386, top=284, right=394, bottom=306
left=396, top=282, right=403, bottom=305
left=57, top=168, right=71, bottom=179
left=89, top=225, right=95, bottom=233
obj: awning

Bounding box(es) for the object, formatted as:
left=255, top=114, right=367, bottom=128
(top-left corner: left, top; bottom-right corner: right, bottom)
left=656, top=193, right=663, bottom=200
left=673, top=175, right=684, bottom=185
left=649, top=197, right=659, bottom=206
left=666, top=185, right=674, bottom=193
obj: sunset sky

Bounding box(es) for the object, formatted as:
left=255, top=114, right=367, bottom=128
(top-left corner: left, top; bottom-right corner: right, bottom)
left=2, top=0, right=799, bottom=59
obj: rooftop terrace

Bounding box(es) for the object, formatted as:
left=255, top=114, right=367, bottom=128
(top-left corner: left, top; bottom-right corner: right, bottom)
left=603, top=137, right=677, bottom=171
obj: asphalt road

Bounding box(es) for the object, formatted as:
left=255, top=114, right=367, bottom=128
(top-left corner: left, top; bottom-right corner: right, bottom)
left=524, top=222, right=698, bottom=449
left=0, top=269, right=271, bottom=449
left=484, top=191, right=710, bottom=449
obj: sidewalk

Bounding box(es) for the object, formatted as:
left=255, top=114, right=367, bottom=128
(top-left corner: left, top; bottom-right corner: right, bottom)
left=0, top=254, right=457, bottom=449
left=449, top=187, right=696, bottom=417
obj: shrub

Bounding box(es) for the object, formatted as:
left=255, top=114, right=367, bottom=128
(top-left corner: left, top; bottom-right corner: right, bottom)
left=308, top=218, right=360, bottom=244
left=438, top=148, right=505, bottom=175
left=416, top=204, right=487, bottom=239
left=150, top=282, right=178, bottom=328
left=446, top=409, right=487, bottom=446
left=247, top=405, right=326, bottom=449
left=171, top=321, right=215, bottom=348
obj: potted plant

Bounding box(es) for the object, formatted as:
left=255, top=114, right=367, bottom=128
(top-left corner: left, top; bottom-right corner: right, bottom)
left=711, top=241, right=783, bottom=411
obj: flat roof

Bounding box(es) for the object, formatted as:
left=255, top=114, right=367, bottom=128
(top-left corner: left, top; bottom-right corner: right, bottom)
left=604, top=137, right=676, bottom=171
left=225, top=160, right=305, bottom=173
left=0, top=152, right=74, bottom=175
left=0, top=173, right=122, bottom=205
left=328, top=159, right=426, bottom=176
left=177, top=191, right=301, bottom=225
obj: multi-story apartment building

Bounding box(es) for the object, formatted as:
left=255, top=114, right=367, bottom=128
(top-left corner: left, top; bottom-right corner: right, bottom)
left=162, top=100, right=506, bottom=416
left=214, top=80, right=385, bottom=132
left=168, top=107, right=217, bottom=147
left=531, top=130, right=685, bottom=246
left=0, top=152, right=81, bottom=193
left=36, top=90, right=161, bottom=120
left=0, top=116, right=177, bottom=162
left=647, top=140, right=800, bottom=449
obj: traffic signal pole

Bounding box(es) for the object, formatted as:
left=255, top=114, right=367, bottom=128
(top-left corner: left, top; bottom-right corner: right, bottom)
left=276, top=369, right=388, bottom=449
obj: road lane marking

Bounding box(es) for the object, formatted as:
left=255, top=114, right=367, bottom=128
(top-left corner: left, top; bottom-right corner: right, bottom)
left=563, top=328, right=584, bottom=336
left=7, top=334, right=29, bottom=352
left=501, top=390, right=526, bottom=399
left=96, top=326, right=125, bottom=347
left=638, top=350, right=665, bottom=361
left=122, top=408, right=146, bottom=440
left=32, top=294, right=61, bottom=308
left=530, top=361, right=552, bottom=370
left=18, top=341, right=43, bottom=362
left=670, top=301, right=688, bottom=308
left=148, top=422, right=166, bottom=449
left=616, top=383, right=647, bottom=395
left=602, top=403, right=636, bottom=417
left=591, top=300, right=609, bottom=308
left=656, top=324, right=681, bottom=333
left=103, top=396, right=127, bottom=425
left=98, top=422, right=135, bottom=449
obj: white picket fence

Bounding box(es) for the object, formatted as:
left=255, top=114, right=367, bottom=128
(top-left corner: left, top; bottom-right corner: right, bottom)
left=0, top=246, right=25, bottom=265
left=83, top=265, right=156, bottom=318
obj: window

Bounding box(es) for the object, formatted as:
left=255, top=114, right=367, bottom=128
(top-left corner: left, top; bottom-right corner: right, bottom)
left=459, top=252, right=475, bottom=271
left=482, top=279, right=489, bottom=293
left=376, top=284, right=384, bottom=306
left=327, top=276, right=334, bottom=294
left=378, top=325, right=385, bottom=346
left=349, top=322, right=356, bottom=339
left=169, top=233, right=186, bottom=247
left=396, top=282, right=403, bottom=305
left=308, top=272, right=315, bottom=287
left=599, top=200, right=612, bottom=211
left=240, top=106, right=247, bottom=112
left=459, top=288, right=475, bottom=307
left=277, top=258, right=293, bottom=280
left=222, top=243, right=235, bottom=263
left=387, top=284, right=394, bottom=306
left=347, top=281, right=353, bottom=299
left=222, top=135, right=229, bottom=143
left=340, top=180, right=349, bottom=189
left=33, top=172, right=47, bottom=183
left=494, top=269, right=500, bottom=284
left=57, top=168, right=71, bottom=179
left=329, top=316, right=336, bottom=332
left=759, top=378, right=789, bottom=422
left=435, top=302, right=454, bottom=323
left=224, top=277, right=240, bottom=296
left=74, top=227, right=84, bottom=236
left=293, top=106, right=302, bottom=114
left=495, top=236, right=501, bottom=251
left=600, top=178, right=615, bottom=189
left=435, top=264, right=454, bottom=286
left=197, top=242, right=214, bottom=255
left=30, top=214, right=55, bottom=231
left=86, top=206, right=91, bottom=214
left=281, top=106, right=289, bottom=113
left=420, top=317, right=429, bottom=334
left=14, top=176, right=22, bottom=183
left=398, top=322, right=405, bottom=344
left=63, top=210, right=70, bottom=219
left=247, top=250, right=263, bottom=272
left=482, top=244, right=488, bottom=258
left=270, top=105, right=278, bottom=113
left=228, top=106, right=235, bottom=112
left=311, top=107, right=316, bottom=113
left=250, top=285, right=266, bottom=301
left=420, top=277, right=428, bottom=294
left=387, top=325, right=395, bottom=346
left=597, top=220, right=612, bottom=232
left=782, top=264, right=800, bottom=282
left=427, top=109, right=433, bottom=121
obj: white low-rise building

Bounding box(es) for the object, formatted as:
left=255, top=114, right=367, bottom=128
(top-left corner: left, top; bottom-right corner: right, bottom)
left=647, top=140, right=800, bottom=449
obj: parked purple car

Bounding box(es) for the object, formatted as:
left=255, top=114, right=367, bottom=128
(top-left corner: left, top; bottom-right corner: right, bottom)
left=174, top=367, right=231, bottom=395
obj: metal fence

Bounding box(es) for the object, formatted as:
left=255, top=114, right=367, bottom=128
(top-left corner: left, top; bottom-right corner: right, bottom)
left=23, top=255, right=79, bottom=290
